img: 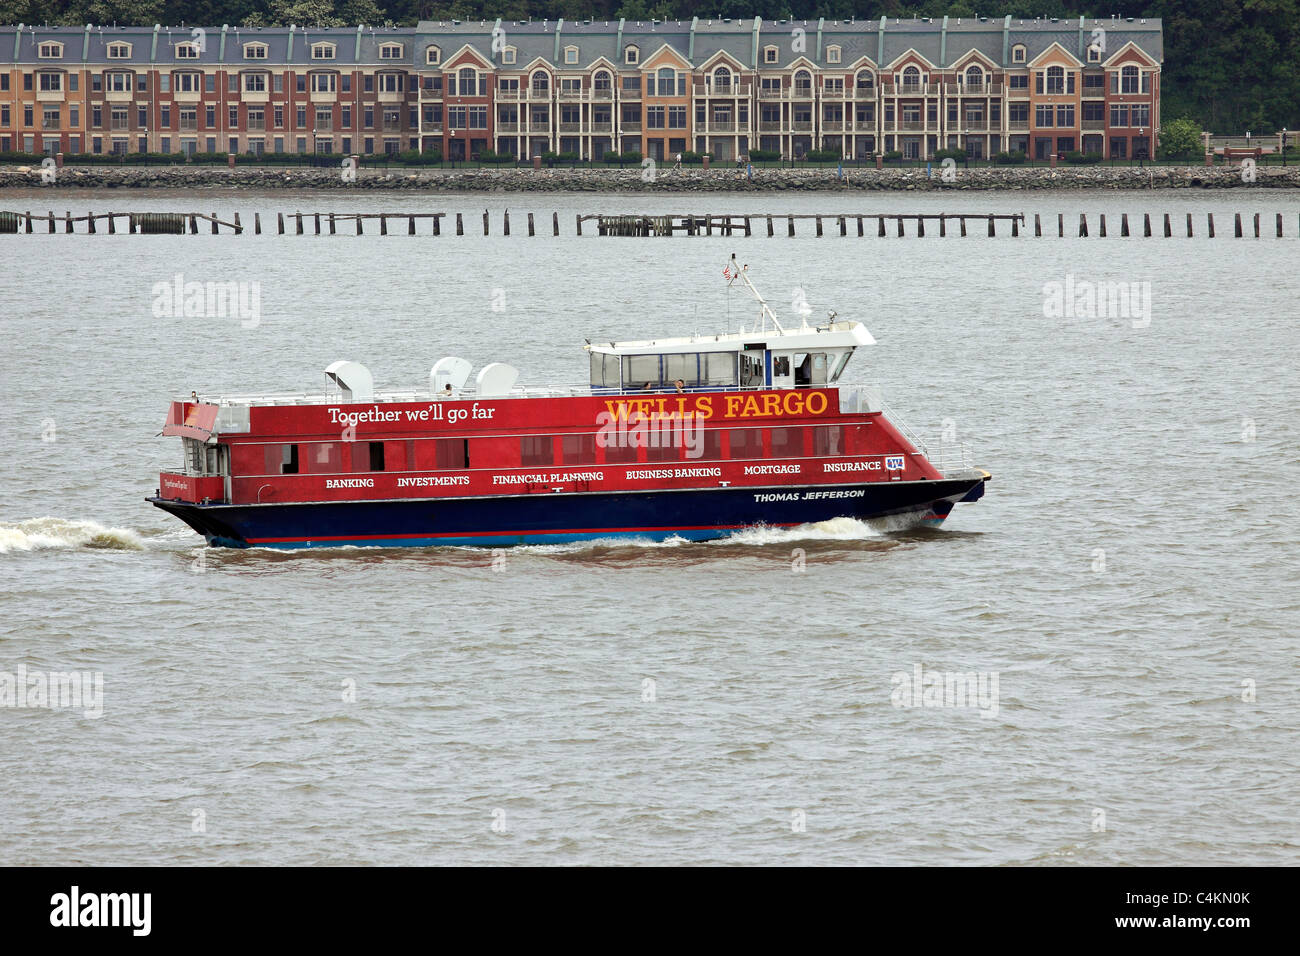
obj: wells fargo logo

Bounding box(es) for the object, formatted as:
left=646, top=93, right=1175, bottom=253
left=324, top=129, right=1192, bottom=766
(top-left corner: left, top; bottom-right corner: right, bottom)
left=602, top=390, right=829, bottom=422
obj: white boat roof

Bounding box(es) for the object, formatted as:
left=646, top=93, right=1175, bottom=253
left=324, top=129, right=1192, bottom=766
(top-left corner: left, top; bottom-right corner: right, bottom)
left=586, top=320, right=875, bottom=356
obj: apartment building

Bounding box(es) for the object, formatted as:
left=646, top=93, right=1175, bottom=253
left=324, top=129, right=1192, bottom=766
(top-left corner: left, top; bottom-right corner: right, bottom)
left=0, top=17, right=1163, bottom=162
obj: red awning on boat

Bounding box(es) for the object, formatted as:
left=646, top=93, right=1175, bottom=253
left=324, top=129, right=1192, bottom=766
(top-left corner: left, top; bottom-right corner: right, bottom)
left=162, top=402, right=218, bottom=441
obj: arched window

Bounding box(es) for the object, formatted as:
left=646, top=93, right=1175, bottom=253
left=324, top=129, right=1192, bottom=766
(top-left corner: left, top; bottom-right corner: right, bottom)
left=1046, top=65, right=1065, bottom=94
left=1011, top=44, right=1026, bottom=63
left=794, top=69, right=812, bottom=93
left=713, top=65, right=731, bottom=92
left=531, top=70, right=549, bottom=93
left=656, top=67, right=677, bottom=96
left=593, top=70, right=611, bottom=91
left=458, top=67, right=478, bottom=95
left=902, top=66, right=920, bottom=90
left=1121, top=64, right=1139, bottom=93
left=624, top=44, right=639, bottom=65
left=855, top=70, right=873, bottom=90
left=965, top=65, right=983, bottom=90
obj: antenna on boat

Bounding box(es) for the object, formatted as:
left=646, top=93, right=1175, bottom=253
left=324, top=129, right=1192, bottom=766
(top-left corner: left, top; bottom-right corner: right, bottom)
left=724, top=254, right=786, bottom=334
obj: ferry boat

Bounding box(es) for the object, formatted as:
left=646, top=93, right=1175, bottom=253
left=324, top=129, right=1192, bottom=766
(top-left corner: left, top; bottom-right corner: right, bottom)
left=148, top=261, right=990, bottom=548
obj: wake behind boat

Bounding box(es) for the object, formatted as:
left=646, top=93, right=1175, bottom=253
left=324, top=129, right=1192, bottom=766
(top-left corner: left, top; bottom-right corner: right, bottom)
left=148, top=259, right=990, bottom=548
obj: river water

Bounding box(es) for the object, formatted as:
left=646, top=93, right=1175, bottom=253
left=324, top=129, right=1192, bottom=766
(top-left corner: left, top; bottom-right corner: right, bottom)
left=1, top=186, right=1297, bottom=866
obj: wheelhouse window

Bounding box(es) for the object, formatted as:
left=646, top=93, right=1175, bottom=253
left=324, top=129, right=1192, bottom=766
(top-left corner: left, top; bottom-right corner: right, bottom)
left=562, top=434, right=596, bottom=465
left=813, top=426, right=844, bottom=456
left=271, top=444, right=299, bottom=475
left=769, top=427, right=801, bottom=458
left=729, top=429, right=763, bottom=459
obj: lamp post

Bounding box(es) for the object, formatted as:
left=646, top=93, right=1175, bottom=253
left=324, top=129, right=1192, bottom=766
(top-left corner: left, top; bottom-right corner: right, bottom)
left=963, top=127, right=969, bottom=168
left=1283, top=128, right=1289, bottom=167
left=1138, top=127, right=1145, bottom=167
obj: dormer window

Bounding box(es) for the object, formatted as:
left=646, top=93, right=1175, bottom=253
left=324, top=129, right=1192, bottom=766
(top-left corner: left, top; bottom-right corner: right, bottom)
left=425, top=45, right=440, bottom=66
left=1011, top=44, right=1026, bottom=63
left=501, top=46, right=516, bottom=65
left=38, top=42, right=63, bottom=59
left=564, top=45, right=579, bottom=65
left=1087, top=45, right=1101, bottom=63
left=624, top=44, right=639, bottom=65
left=311, top=42, right=336, bottom=60
left=764, top=45, right=779, bottom=64
left=379, top=43, right=403, bottom=59
left=826, top=45, right=841, bottom=64
left=175, top=42, right=200, bottom=59
left=243, top=42, right=267, bottom=59
left=107, top=42, right=131, bottom=59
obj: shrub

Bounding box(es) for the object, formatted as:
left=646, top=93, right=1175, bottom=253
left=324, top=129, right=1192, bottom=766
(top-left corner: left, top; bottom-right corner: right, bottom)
left=994, top=150, right=1027, bottom=165
left=1063, top=150, right=1103, bottom=164
left=680, top=150, right=704, bottom=164
left=475, top=149, right=514, bottom=164
left=747, top=148, right=781, bottom=161
left=882, top=150, right=904, bottom=163
left=933, top=148, right=967, bottom=162
left=804, top=148, right=842, bottom=162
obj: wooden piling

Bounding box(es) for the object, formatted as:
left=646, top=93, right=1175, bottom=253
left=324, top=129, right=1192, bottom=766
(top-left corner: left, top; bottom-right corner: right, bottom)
left=65, top=211, right=73, bottom=234
left=1186, top=213, right=1193, bottom=237
left=254, top=212, right=262, bottom=235
left=1144, top=213, right=1152, bottom=237
left=1011, top=216, right=1018, bottom=237
left=206, top=212, right=214, bottom=235
left=898, top=217, right=905, bottom=238
left=959, top=217, right=966, bottom=238
left=356, top=215, right=363, bottom=235
left=434, top=214, right=441, bottom=236
left=1208, top=213, right=1215, bottom=238
left=838, top=216, right=846, bottom=236
left=788, top=215, right=795, bottom=237
left=552, top=212, right=559, bottom=236
left=1121, top=214, right=1129, bottom=237
left=1234, top=213, right=1242, bottom=237
left=527, top=212, right=535, bottom=237
left=313, top=213, right=321, bottom=235
left=1058, top=213, right=1064, bottom=238
left=1253, top=212, right=1259, bottom=238
left=46, top=211, right=54, bottom=233
left=744, top=217, right=752, bottom=237
left=456, top=213, right=464, bottom=236
left=484, top=210, right=490, bottom=235
left=939, top=214, right=946, bottom=238
left=277, top=212, right=284, bottom=235
left=918, top=217, right=925, bottom=238
left=1078, top=214, right=1087, bottom=237
left=857, top=216, right=864, bottom=237
left=986, top=214, right=994, bottom=237
left=503, top=210, right=510, bottom=236
left=190, top=213, right=198, bottom=234
left=84, top=211, right=91, bottom=234
left=379, top=215, right=387, bottom=235
left=706, top=216, right=714, bottom=236
left=329, top=213, right=336, bottom=235
left=1277, top=212, right=1284, bottom=238
left=233, top=212, right=242, bottom=234
left=815, top=217, right=823, bottom=237
left=766, top=215, right=774, bottom=237
left=1099, top=214, right=1107, bottom=237
left=1162, top=213, right=1170, bottom=237
left=108, top=213, right=116, bottom=234
left=295, top=212, right=303, bottom=235
left=1035, top=213, right=1042, bottom=237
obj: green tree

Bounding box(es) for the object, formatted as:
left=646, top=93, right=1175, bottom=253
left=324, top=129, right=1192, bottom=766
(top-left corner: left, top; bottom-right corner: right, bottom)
left=1158, top=116, right=1202, bottom=158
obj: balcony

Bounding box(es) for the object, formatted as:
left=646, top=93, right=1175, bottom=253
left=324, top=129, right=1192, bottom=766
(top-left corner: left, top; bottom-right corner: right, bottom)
left=247, top=119, right=266, bottom=131
left=822, top=119, right=845, bottom=132
left=791, top=85, right=814, bottom=99
left=960, top=121, right=989, bottom=132
left=854, top=120, right=876, bottom=132
left=852, top=86, right=877, bottom=100
left=888, top=83, right=937, bottom=96
left=240, top=88, right=269, bottom=104
left=419, top=85, right=443, bottom=100
left=36, top=87, right=66, bottom=102
left=559, top=122, right=582, bottom=133
left=529, top=120, right=551, bottom=132
left=105, top=86, right=134, bottom=103
left=1007, top=119, right=1030, bottom=131
left=954, top=81, right=1002, bottom=96
left=705, top=120, right=737, bottom=132
left=592, top=87, right=614, bottom=100
left=41, top=117, right=61, bottom=130
left=758, top=87, right=783, bottom=100
left=1008, top=86, right=1031, bottom=98
left=821, top=87, right=850, bottom=100
left=382, top=121, right=403, bottom=133
left=310, top=89, right=338, bottom=103
left=591, top=120, right=613, bottom=133
left=620, top=121, right=641, bottom=132
left=791, top=119, right=813, bottom=132
left=891, top=120, right=927, bottom=131
left=179, top=119, right=198, bottom=131
left=557, top=89, right=584, bottom=101
left=758, top=121, right=782, bottom=132
left=1082, top=119, right=1106, bottom=130
left=1082, top=87, right=1107, bottom=99
left=620, top=88, right=642, bottom=101
left=497, top=121, right=520, bottom=133
left=377, top=87, right=406, bottom=103
left=110, top=117, right=130, bottom=130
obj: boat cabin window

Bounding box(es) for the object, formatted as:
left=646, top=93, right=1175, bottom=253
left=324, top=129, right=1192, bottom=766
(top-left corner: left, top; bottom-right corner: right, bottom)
left=829, top=351, right=852, bottom=382
left=562, top=434, right=597, bottom=465
left=623, top=355, right=658, bottom=389
left=770, top=427, right=800, bottom=457
left=740, top=353, right=765, bottom=387
left=521, top=435, right=554, bottom=467
left=729, top=428, right=762, bottom=459
left=368, top=441, right=385, bottom=471
left=598, top=351, right=740, bottom=390
left=280, top=443, right=299, bottom=475
left=772, top=355, right=791, bottom=378
left=794, top=352, right=828, bottom=386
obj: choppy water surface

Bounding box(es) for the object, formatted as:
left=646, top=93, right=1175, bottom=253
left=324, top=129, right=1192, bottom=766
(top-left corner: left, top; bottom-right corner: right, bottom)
left=1, top=187, right=1297, bottom=865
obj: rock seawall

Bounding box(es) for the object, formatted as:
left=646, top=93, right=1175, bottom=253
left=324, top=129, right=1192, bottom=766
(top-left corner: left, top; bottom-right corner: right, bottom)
left=2, top=164, right=1298, bottom=191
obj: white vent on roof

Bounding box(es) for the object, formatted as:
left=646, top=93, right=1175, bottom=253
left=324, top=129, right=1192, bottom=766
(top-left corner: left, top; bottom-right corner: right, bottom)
left=325, top=360, right=374, bottom=402
left=431, top=356, right=472, bottom=393
left=475, top=363, right=519, bottom=398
